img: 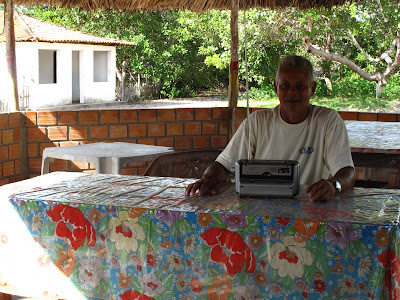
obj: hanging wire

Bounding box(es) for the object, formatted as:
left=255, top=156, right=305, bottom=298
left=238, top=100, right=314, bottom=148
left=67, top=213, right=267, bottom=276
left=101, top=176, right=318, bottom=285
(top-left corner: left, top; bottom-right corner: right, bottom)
left=243, top=8, right=251, bottom=161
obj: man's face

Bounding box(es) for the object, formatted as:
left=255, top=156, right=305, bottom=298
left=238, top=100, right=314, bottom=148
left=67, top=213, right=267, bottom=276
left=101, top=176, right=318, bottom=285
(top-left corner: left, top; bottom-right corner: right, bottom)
left=274, top=68, right=316, bottom=119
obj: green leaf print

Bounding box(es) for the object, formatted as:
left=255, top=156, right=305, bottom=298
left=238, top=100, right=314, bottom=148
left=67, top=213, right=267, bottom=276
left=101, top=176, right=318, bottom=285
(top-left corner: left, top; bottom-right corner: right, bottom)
left=212, top=214, right=227, bottom=229
left=41, top=221, right=56, bottom=238
left=368, top=267, right=385, bottom=287
left=282, top=274, right=295, bottom=290
left=306, top=240, right=335, bottom=258
left=194, top=244, right=211, bottom=263
left=303, top=264, right=316, bottom=285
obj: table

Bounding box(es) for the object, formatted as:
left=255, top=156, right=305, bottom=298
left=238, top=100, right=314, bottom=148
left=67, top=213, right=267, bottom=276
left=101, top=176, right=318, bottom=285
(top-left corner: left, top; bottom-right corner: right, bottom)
left=41, top=142, right=174, bottom=175
left=345, top=121, right=400, bottom=154
left=1, top=172, right=400, bottom=299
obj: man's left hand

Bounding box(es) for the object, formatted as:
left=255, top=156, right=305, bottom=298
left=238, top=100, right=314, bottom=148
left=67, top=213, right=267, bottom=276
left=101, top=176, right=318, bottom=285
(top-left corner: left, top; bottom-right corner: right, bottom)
left=305, top=179, right=336, bottom=202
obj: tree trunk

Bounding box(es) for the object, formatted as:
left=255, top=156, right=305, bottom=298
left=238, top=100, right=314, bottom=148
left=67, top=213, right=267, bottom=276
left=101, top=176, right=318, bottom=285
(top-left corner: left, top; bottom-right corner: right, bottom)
left=228, top=1, right=239, bottom=140
left=5, top=0, right=19, bottom=112
left=376, top=82, right=385, bottom=98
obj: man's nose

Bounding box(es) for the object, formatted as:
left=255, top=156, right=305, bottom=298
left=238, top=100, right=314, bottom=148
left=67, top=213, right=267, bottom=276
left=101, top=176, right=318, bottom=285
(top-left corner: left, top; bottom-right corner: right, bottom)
left=287, top=85, right=298, bottom=95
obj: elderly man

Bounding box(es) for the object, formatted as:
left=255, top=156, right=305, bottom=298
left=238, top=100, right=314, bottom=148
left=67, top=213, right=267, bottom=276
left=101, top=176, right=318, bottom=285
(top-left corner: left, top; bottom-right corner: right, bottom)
left=185, top=55, right=355, bottom=202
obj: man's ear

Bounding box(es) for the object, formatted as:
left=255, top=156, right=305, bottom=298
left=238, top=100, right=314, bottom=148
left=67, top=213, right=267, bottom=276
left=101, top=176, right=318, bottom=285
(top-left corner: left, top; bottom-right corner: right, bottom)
left=273, top=80, right=278, bottom=94
left=311, top=81, right=317, bottom=95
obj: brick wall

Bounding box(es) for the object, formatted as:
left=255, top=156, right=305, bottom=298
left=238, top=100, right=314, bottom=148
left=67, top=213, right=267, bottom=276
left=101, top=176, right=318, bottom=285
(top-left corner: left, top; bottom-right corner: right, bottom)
left=25, top=108, right=229, bottom=177
left=0, top=108, right=399, bottom=187
left=0, top=112, right=23, bottom=185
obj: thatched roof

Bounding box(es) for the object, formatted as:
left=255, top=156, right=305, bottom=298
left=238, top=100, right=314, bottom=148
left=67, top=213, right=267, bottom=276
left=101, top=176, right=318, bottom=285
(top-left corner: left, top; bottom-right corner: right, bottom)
left=8, top=0, right=351, bottom=13
left=0, top=11, right=135, bottom=45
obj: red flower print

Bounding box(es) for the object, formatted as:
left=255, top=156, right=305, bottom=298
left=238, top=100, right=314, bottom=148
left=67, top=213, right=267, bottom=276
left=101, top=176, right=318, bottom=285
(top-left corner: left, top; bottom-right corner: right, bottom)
left=46, top=204, right=96, bottom=250
left=190, top=276, right=204, bottom=294
left=120, top=290, right=154, bottom=300
left=276, top=217, right=290, bottom=226
left=201, top=227, right=256, bottom=277
left=146, top=254, right=157, bottom=267
left=378, top=249, right=400, bottom=300
left=314, top=279, right=327, bottom=293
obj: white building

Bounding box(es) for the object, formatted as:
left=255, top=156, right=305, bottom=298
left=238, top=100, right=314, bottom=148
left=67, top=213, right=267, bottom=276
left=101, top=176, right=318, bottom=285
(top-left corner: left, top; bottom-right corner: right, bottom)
left=0, top=11, right=134, bottom=111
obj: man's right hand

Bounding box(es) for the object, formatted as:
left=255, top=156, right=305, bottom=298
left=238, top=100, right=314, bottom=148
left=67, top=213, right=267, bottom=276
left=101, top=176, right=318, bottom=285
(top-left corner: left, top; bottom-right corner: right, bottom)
left=185, top=177, right=218, bottom=197
left=184, top=161, right=230, bottom=197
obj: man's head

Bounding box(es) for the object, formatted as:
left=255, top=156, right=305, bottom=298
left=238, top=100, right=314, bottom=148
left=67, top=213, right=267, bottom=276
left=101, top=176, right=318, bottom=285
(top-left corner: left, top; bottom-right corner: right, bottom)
left=274, top=55, right=317, bottom=124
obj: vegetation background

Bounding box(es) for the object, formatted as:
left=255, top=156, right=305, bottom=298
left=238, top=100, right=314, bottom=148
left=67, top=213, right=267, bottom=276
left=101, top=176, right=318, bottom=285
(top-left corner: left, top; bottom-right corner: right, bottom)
left=4, top=0, right=400, bottom=111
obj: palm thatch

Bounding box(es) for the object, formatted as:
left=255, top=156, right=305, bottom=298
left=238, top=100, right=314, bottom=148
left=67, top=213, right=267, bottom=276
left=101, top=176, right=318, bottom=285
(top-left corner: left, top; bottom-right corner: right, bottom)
left=8, top=0, right=351, bottom=12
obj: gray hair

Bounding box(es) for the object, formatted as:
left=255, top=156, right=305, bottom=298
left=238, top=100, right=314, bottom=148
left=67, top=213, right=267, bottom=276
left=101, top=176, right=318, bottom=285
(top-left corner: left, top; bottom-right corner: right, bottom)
left=276, top=55, right=314, bottom=82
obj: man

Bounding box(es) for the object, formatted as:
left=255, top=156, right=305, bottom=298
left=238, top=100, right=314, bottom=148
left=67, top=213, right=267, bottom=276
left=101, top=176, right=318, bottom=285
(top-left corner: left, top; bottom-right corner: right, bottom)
left=185, top=55, right=355, bottom=202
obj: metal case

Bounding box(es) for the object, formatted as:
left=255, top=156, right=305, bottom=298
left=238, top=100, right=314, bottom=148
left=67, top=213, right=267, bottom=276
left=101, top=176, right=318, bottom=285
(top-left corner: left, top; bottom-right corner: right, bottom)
left=235, top=159, right=300, bottom=197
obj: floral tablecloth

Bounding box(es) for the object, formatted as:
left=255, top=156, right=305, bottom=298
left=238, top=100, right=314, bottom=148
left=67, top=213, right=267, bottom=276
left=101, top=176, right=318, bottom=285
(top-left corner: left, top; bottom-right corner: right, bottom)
left=1, top=172, right=400, bottom=299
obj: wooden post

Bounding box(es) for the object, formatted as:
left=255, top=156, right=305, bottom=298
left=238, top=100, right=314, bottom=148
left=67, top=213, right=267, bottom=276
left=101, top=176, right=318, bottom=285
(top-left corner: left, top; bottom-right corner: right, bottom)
left=228, top=0, right=239, bottom=140
left=5, top=0, right=20, bottom=112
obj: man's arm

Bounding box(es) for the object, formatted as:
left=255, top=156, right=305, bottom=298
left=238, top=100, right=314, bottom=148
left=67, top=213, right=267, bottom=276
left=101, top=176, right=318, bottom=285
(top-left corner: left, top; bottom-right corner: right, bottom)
left=185, top=162, right=231, bottom=197
left=305, top=166, right=355, bottom=202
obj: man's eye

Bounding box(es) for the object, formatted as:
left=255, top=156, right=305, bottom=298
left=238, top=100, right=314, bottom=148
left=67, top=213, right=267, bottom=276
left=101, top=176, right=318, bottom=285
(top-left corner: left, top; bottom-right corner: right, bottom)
left=296, top=84, right=306, bottom=90
left=280, top=84, right=289, bottom=90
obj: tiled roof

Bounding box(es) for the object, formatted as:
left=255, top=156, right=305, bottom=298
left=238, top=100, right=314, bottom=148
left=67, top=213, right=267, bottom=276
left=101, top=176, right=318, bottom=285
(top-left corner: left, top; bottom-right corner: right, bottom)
left=0, top=11, right=134, bottom=46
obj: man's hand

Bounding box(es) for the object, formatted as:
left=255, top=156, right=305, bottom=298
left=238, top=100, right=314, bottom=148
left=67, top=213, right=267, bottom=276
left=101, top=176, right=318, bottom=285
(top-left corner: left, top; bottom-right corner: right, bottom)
left=185, top=161, right=231, bottom=197
left=305, top=179, right=336, bottom=202
left=185, top=177, right=218, bottom=197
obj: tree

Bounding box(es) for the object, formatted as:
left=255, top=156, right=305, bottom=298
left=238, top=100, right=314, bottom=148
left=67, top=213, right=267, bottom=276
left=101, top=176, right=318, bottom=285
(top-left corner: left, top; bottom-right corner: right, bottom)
left=301, top=0, right=400, bottom=97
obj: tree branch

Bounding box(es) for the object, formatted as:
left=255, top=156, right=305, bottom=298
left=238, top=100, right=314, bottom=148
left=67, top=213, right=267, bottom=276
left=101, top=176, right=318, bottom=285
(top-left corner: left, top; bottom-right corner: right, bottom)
left=304, top=37, right=380, bottom=83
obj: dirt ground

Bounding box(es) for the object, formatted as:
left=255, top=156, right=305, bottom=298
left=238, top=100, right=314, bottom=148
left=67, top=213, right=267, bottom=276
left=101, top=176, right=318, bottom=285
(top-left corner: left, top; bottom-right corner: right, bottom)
left=31, top=95, right=400, bottom=112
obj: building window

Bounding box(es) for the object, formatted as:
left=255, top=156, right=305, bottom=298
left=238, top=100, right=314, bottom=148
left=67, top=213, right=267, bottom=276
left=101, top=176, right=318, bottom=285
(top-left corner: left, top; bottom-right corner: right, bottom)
left=39, top=50, right=57, bottom=84
left=93, top=51, right=109, bottom=82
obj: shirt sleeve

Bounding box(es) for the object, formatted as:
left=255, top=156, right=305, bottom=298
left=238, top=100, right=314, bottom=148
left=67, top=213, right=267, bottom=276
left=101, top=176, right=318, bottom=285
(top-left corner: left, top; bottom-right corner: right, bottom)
left=324, top=111, right=355, bottom=176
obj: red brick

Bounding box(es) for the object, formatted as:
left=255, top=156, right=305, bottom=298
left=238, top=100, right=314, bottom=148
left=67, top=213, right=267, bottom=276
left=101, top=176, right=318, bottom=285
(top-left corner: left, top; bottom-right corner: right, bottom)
left=38, top=112, right=57, bottom=125
left=110, top=125, right=128, bottom=138
left=120, top=110, right=138, bottom=123
left=0, top=114, right=9, bottom=127
left=59, top=111, right=78, bottom=125
left=10, top=175, right=20, bottom=183
left=203, top=121, right=218, bottom=134
left=0, top=146, right=8, bottom=161
left=90, top=125, right=108, bottom=139
left=219, top=121, right=228, bottom=134
left=50, top=159, right=69, bottom=172
left=128, top=161, right=147, bottom=167
left=59, top=141, right=80, bottom=147
left=100, top=110, right=119, bottom=124
left=177, top=108, right=194, bottom=121
left=159, top=109, right=176, bottom=122
left=129, top=124, right=147, bottom=137
left=40, top=143, right=57, bottom=155
left=9, top=113, right=20, bottom=127
left=80, top=111, right=99, bottom=124
left=148, top=123, right=165, bottom=137
left=9, top=144, right=20, bottom=159
left=48, top=126, right=68, bottom=140
left=13, top=128, right=20, bottom=141
left=195, top=108, right=212, bottom=120
left=2, top=129, right=13, bottom=144
left=14, top=160, right=20, bottom=174
left=194, top=136, right=210, bottom=149
left=167, top=123, right=183, bottom=136
left=138, top=166, right=148, bottom=175
left=378, top=113, right=397, bottom=122
left=3, top=161, right=14, bottom=177
left=339, top=111, right=358, bottom=121
left=137, top=138, right=155, bottom=145
left=139, top=110, right=157, bottom=122
left=175, top=136, right=192, bottom=150
left=28, top=143, right=39, bottom=157
left=213, top=107, right=229, bottom=120
left=25, top=112, right=37, bottom=126
left=70, top=126, right=88, bottom=140
left=27, top=127, right=47, bottom=141
left=0, top=178, right=9, bottom=186
left=122, top=168, right=138, bottom=176
left=234, top=108, right=247, bottom=121
left=211, top=135, right=228, bottom=148
left=71, top=161, right=90, bottom=170
left=156, top=137, right=174, bottom=148
left=358, top=112, right=377, bottom=121
left=185, top=122, right=201, bottom=135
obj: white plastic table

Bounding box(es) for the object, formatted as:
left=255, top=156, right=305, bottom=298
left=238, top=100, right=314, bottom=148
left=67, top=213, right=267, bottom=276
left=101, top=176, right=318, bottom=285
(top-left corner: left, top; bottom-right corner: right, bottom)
left=41, top=142, right=174, bottom=175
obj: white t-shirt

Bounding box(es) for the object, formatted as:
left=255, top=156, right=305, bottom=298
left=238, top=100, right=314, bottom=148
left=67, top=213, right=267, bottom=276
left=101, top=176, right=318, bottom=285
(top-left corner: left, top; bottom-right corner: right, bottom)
left=216, top=105, right=354, bottom=186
